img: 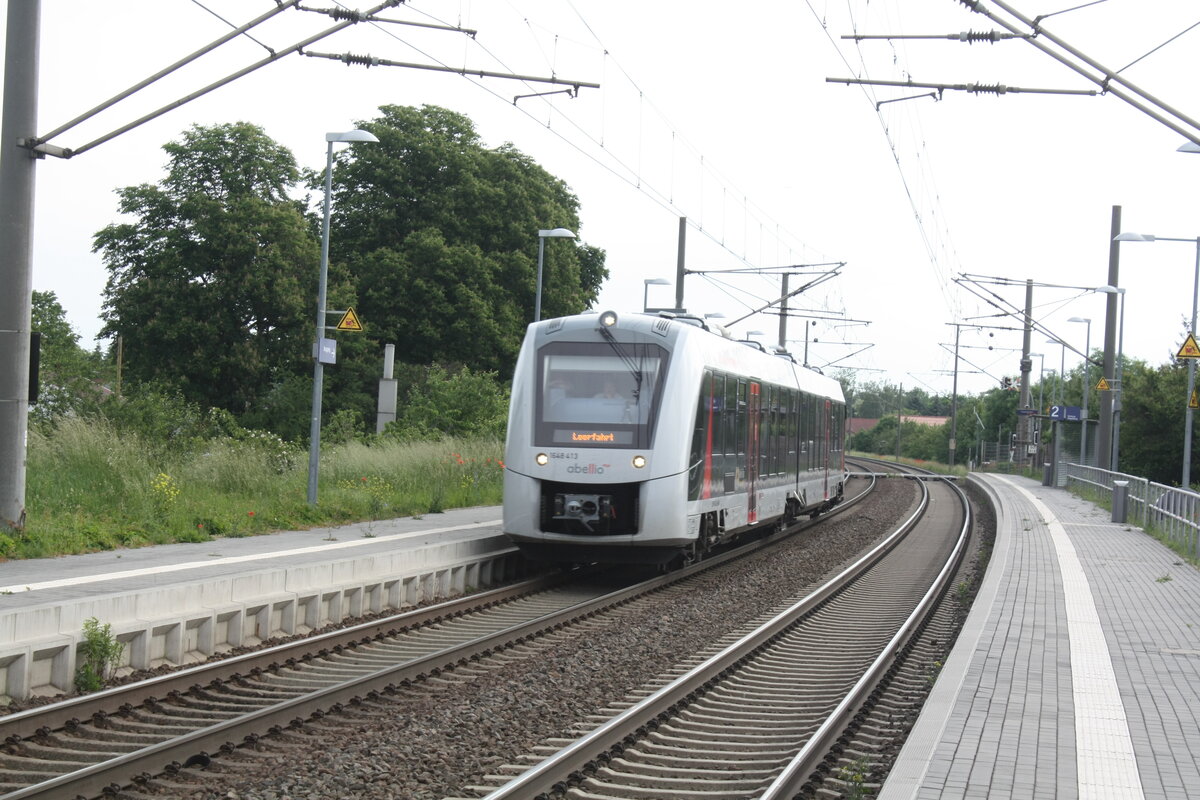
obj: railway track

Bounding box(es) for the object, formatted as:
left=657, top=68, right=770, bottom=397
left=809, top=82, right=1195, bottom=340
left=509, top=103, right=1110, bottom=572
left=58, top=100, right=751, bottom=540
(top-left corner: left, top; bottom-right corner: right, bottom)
left=459, top=462, right=971, bottom=799
left=0, top=473, right=880, bottom=799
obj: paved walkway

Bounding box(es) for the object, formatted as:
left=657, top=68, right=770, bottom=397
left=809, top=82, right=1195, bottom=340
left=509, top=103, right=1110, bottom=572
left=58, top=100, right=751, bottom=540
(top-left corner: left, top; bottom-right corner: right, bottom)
left=881, top=473, right=1200, bottom=799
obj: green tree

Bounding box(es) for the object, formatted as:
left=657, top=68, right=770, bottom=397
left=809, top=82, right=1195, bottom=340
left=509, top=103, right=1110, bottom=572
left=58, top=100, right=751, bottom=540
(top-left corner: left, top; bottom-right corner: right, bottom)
left=94, top=122, right=318, bottom=420
left=330, top=104, right=607, bottom=376
left=384, top=364, right=510, bottom=440
left=30, top=290, right=108, bottom=424
left=1119, top=357, right=1189, bottom=486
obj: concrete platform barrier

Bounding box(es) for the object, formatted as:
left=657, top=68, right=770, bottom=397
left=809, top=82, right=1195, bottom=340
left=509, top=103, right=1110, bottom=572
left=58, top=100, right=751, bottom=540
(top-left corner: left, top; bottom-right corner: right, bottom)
left=0, top=533, right=526, bottom=702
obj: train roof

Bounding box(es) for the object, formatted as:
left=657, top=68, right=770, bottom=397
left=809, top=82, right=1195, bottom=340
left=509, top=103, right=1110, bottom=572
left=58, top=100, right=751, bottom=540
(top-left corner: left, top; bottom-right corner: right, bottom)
left=529, top=310, right=845, bottom=403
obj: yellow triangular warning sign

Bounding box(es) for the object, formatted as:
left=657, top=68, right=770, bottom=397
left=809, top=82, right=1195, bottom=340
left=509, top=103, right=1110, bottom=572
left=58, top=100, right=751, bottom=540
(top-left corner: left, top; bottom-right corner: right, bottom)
left=1192, top=389, right=1200, bottom=410
left=336, top=307, right=363, bottom=332
left=1095, top=377, right=1111, bottom=391
left=1178, top=333, right=1200, bottom=360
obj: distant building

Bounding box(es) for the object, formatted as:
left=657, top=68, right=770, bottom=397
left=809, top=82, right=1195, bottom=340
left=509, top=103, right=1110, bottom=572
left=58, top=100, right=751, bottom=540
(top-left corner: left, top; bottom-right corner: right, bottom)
left=848, top=415, right=949, bottom=436
left=847, top=417, right=880, bottom=437
left=902, top=415, right=950, bottom=428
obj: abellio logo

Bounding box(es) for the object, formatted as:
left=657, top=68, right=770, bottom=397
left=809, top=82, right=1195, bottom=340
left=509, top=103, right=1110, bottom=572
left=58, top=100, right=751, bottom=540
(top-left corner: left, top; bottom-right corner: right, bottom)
left=567, top=463, right=610, bottom=475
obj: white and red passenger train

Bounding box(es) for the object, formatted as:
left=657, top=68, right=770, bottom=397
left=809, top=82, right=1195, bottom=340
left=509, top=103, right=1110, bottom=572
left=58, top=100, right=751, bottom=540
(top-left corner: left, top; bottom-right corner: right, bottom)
left=502, top=310, right=847, bottom=565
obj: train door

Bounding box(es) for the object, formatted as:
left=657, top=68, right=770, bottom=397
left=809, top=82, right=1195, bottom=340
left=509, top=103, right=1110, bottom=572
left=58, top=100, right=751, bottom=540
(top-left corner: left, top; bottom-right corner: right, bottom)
left=747, top=381, right=760, bottom=523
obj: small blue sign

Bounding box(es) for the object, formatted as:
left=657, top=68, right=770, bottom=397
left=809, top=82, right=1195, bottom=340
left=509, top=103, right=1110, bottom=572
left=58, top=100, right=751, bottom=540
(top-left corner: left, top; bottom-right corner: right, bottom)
left=1049, top=405, right=1082, bottom=421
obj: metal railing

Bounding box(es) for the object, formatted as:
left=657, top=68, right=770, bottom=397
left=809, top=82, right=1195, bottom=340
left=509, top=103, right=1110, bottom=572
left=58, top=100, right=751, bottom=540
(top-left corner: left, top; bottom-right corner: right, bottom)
left=1065, top=463, right=1200, bottom=558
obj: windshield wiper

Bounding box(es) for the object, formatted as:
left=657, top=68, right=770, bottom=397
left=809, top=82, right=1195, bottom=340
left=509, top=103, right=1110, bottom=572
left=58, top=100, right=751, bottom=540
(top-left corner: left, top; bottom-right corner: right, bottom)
left=598, top=325, right=644, bottom=401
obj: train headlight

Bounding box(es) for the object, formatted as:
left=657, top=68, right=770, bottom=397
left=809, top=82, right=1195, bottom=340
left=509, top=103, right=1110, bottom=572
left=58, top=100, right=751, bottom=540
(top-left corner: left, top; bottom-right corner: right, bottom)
left=632, top=455, right=646, bottom=469
left=536, top=453, right=549, bottom=466
left=599, top=310, right=618, bottom=328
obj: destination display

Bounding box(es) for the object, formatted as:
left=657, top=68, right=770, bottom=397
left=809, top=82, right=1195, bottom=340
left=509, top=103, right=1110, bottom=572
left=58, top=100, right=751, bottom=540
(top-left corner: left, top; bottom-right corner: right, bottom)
left=552, top=429, right=634, bottom=445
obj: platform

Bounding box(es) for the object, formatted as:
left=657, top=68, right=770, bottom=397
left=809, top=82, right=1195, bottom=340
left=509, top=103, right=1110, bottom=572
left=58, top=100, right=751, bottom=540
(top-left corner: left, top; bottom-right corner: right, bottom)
left=0, top=506, right=515, bottom=701
left=881, top=472, right=1200, bottom=800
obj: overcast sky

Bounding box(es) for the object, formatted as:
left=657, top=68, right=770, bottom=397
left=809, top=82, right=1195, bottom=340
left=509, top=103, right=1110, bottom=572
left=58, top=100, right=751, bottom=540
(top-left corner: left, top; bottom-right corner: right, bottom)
left=7, top=0, right=1199, bottom=398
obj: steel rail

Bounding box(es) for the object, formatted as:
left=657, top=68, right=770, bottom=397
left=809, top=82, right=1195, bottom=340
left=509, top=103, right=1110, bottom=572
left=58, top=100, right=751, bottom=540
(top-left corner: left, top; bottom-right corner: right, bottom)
left=0, top=570, right=565, bottom=741
left=1, top=473, right=876, bottom=799
left=478, top=477, right=931, bottom=799
left=760, top=476, right=972, bottom=798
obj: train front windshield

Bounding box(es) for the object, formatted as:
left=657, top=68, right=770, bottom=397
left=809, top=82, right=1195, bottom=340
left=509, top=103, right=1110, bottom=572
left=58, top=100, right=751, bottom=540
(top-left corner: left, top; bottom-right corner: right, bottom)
left=536, top=341, right=668, bottom=448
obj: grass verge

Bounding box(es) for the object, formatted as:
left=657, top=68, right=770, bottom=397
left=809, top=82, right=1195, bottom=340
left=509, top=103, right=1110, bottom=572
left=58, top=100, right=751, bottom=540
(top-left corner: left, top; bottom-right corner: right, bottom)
left=14, top=416, right=503, bottom=560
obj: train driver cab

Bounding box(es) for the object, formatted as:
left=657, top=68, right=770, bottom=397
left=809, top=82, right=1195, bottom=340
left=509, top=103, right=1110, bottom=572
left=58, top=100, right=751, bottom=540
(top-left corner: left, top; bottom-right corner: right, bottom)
left=536, top=341, right=669, bottom=450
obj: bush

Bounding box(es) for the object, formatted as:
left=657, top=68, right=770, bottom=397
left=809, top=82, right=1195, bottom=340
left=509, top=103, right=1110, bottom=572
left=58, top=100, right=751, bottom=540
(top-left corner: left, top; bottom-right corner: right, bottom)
left=75, top=617, right=124, bottom=693
left=97, top=385, right=238, bottom=454
left=384, top=364, right=509, bottom=441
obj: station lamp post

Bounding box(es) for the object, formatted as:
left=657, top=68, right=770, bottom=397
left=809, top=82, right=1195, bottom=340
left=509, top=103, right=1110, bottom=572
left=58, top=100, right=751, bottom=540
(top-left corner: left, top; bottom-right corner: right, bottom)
left=535, top=228, right=576, bottom=321
left=1043, top=339, right=1066, bottom=477
left=1068, top=316, right=1091, bottom=465
left=643, top=277, right=671, bottom=311
left=1045, top=338, right=1066, bottom=407
left=1029, top=352, right=1045, bottom=412
left=307, top=129, right=379, bottom=506
left=1114, top=231, right=1199, bottom=487
left=1096, top=285, right=1126, bottom=473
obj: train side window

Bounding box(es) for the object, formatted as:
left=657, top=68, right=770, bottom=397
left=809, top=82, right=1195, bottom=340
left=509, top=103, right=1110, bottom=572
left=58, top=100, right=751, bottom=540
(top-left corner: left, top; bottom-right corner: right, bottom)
left=723, top=375, right=737, bottom=456
left=760, top=384, right=771, bottom=477
left=736, top=380, right=747, bottom=457
left=778, top=389, right=788, bottom=476
left=767, top=385, right=778, bottom=476
left=787, top=389, right=799, bottom=476
left=831, top=402, right=845, bottom=454
left=798, top=391, right=810, bottom=471
left=688, top=370, right=712, bottom=500
left=816, top=399, right=828, bottom=469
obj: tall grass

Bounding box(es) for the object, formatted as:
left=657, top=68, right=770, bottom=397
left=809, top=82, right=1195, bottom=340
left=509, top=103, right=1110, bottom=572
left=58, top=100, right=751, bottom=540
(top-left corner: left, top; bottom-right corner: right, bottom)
left=18, top=417, right=503, bottom=560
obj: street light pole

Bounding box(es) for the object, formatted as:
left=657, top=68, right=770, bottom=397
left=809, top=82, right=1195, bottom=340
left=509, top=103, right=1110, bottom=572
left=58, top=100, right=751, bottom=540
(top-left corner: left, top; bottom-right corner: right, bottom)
left=1114, top=232, right=1199, bottom=487
left=1043, top=340, right=1067, bottom=407
left=1029, top=353, right=1045, bottom=412
left=1191, top=240, right=1198, bottom=488
left=1068, top=317, right=1091, bottom=465
left=307, top=129, right=378, bottom=506
left=1029, top=352, right=1044, bottom=460
left=534, top=227, right=576, bottom=322
left=1044, top=338, right=1066, bottom=471
left=1097, top=285, right=1126, bottom=472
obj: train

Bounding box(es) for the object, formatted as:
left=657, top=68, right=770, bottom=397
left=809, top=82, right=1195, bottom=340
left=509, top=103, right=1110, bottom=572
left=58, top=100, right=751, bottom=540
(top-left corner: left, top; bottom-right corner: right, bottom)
left=502, top=309, right=847, bottom=566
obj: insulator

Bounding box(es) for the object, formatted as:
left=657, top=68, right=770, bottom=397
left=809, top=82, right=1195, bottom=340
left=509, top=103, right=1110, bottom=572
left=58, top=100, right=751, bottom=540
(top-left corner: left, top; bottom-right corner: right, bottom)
left=969, top=83, right=1008, bottom=95
left=339, top=52, right=379, bottom=67
left=960, top=30, right=1002, bottom=44
left=329, top=8, right=363, bottom=21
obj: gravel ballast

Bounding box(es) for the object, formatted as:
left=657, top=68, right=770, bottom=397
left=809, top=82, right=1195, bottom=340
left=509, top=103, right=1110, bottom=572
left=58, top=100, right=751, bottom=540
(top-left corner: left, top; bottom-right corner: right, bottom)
left=130, top=477, right=922, bottom=800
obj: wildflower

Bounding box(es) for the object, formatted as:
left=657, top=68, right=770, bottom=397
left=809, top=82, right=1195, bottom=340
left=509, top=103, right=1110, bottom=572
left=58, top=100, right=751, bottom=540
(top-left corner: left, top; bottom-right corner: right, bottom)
left=247, top=511, right=256, bottom=517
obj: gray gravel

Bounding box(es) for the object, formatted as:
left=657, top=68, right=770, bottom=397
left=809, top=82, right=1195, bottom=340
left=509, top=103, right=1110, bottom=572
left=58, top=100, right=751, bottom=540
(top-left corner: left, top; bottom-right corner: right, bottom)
left=135, top=477, right=919, bottom=800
